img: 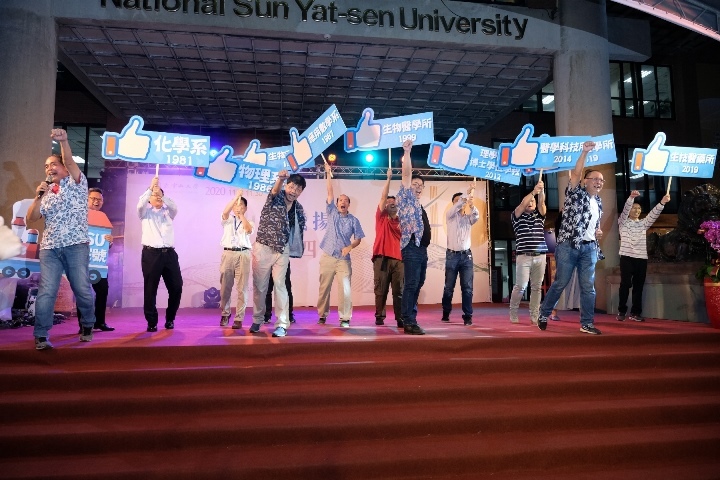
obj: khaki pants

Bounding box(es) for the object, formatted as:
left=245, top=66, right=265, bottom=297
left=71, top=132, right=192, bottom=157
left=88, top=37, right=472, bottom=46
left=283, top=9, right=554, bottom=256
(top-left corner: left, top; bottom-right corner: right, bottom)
left=317, top=252, right=352, bottom=322
left=252, top=243, right=290, bottom=329
left=219, top=250, right=251, bottom=321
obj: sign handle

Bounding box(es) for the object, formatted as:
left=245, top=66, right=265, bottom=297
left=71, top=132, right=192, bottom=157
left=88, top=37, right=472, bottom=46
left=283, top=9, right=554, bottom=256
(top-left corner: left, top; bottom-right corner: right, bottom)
left=321, top=153, right=332, bottom=179
left=155, top=163, right=159, bottom=177
left=666, top=176, right=672, bottom=196
left=388, top=148, right=392, bottom=172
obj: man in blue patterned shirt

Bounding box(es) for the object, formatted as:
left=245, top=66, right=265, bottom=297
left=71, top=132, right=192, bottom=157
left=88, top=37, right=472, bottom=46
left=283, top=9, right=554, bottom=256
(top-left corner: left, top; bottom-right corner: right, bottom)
left=396, top=140, right=430, bottom=335
left=249, top=169, right=306, bottom=338
left=26, top=129, right=96, bottom=350
left=317, top=171, right=365, bottom=328
left=537, top=141, right=605, bottom=335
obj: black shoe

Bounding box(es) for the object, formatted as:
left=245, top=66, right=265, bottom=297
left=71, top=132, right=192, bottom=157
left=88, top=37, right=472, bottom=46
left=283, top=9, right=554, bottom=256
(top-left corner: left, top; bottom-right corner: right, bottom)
left=538, top=316, right=548, bottom=331
left=95, top=324, right=115, bottom=332
left=164, top=321, right=174, bottom=330
left=290, top=315, right=296, bottom=324
left=441, top=317, right=450, bottom=323
left=375, top=319, right=385, bottom=326
left=404, top=324, right=426, bottom=335
left=263, top=317, right=271, bottom=324
left=463, top=318, right=473, bottom=326
left=147, top=325, right=158, bottom=332
left=396, top=320, right=404, bottom=328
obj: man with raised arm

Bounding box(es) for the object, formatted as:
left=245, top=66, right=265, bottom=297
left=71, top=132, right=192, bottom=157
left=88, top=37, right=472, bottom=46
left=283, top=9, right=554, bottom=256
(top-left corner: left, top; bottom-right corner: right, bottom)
left=441, top=183, right=480, bottom=326
left=26, top=128, right=96, bottom=350
left=372, top=167, right=404, bottom=328
left=249, top=170, right=306, bottom=338
left=396, top=140, right=430, bottom=335
left=537, top=141, right=605, bottom=334
left=137, top=176, right=183, bottom=332
left=218, top=189, right=253, bottom=329
left=317, top=167, right=364, bottom=328
left=509, top=179, right=548, bottom=325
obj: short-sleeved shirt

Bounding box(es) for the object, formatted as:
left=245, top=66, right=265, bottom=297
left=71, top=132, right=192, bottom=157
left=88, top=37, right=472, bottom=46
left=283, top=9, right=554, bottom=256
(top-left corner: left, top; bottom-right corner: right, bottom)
left=39, top=173, right=89, bottom=249
left=373, top=207, right=402, bottom=260
left=220, top=215, right=254, bottom=249
left=396, top=185, right=425, bottom=249
left=511, top=209, right=548, bottom=255
left=320, top=202, right=365, bottom=260
left=557, top=183, right=603, bottom=249
left=255, top=190, right=306, bottom=254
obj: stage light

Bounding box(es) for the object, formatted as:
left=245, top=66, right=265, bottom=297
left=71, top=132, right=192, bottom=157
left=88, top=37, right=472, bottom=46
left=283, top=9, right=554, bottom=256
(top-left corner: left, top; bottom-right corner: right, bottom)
left=364, top=153, right=375, bottom=163
left=327, top=153, right=337, bottom=163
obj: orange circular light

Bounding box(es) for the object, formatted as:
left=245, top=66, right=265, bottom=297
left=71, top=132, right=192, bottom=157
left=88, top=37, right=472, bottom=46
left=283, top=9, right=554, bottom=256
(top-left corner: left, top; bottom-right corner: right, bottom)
left=328, top=153, right=337, bottom=162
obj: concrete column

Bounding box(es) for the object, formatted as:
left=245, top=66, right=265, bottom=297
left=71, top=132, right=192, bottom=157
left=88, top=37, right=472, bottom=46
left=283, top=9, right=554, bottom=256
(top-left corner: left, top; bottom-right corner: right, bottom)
left=553, top=0, right=618, bottom=312
left=0, top=1, right=56, bottom=223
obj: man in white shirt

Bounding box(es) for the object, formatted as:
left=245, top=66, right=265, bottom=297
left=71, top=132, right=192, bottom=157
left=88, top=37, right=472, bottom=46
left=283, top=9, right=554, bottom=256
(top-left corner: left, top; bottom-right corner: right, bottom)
left=219, top=189, right=253, bottom=329
left=441, top=185, right=480, bottom=326
left=137, top=176, right=183, bottom=332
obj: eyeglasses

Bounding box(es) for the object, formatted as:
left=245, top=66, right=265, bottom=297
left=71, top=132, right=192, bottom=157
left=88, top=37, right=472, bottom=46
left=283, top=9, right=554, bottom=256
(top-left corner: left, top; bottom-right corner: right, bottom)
left=585, top=177, right=605, bottom=184
left=411, top=183, right=425, bottom=189
left=89, top=197, right=103, bottom=203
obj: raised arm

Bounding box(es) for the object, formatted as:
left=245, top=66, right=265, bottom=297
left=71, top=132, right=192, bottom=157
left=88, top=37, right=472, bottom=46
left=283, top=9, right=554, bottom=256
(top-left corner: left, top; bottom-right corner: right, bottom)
left=51, top=129, right=82, bottom=184
left=644, top=193, right=670, bottom=228
left=222, top=189, right=243, bottom=221
left=569, top=141, right=596, bottom=190
left=378, top=167, right=392, bottom=212
left=325, top=167, right=334, bottom=205
left=271, top=169, right=289, bottom=197
left=513, top=181, right=544, bottom=218
left=537, top=179, right=546, bottom=216
left=619, top=190, right=640, bottom=226
left=136, top=177, right=156, bottom=218
left=401, top=139, right=413, bottom=189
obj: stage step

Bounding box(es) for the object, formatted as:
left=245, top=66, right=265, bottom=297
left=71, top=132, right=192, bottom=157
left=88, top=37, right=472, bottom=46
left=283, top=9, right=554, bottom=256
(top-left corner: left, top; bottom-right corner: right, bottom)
left=0, top=334, right=718, bottom=479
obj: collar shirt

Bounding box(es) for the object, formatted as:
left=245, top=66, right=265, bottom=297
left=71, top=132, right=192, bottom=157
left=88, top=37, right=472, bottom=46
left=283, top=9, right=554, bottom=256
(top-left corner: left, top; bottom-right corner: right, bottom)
left=557, top=183, right=603, bottom=249
left=220, top=215, right=254, bottom=249
left=320, top=201, right=365, bottom=260
left=446, top=195, right=479, bottom=251
left=618, top=197, right=664, bottom=259
left=372, top=207, right=402, bottom=260
left=396, top=185, right=425, bottom=249
left=255, top=190, right=306, bottom=254
left=137, top=189, right=178, bottom=248
left=39, top=173, right=89, bottom=249
left=511, top=209, right=548, bottom=254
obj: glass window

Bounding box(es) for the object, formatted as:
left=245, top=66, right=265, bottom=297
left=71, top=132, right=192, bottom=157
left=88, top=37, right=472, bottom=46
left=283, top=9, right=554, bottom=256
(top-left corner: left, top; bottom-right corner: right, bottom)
left=52, top=124, right=106, bottom=180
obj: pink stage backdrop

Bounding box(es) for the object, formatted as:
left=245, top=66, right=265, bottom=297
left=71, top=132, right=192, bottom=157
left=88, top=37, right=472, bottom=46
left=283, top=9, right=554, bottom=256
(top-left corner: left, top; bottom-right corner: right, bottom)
left=122, top=174, right=491, bottom=310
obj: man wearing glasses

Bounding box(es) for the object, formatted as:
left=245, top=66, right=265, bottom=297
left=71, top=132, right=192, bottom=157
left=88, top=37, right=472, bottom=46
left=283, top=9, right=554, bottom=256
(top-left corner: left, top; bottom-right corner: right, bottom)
left=537, top=141, right=605, bottom=335
left=137, top=176, right=183, bottom=332
left=396, top=140, right=430, bottom=335
left=77, top=188, right=115, bottom=333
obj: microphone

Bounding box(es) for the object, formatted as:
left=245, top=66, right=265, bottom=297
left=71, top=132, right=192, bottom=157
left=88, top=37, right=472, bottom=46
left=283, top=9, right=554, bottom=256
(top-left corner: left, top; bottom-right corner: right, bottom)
left=37, top=175, right=53, bottom=198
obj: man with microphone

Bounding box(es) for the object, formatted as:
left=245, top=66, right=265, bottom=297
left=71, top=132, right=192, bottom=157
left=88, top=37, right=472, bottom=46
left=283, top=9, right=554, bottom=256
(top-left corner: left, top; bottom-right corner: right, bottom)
left=26, top=128, right=97, bottom=350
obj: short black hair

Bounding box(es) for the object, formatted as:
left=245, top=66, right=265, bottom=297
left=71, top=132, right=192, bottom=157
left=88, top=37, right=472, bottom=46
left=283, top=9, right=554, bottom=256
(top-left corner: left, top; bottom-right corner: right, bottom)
left=386, top=195, right=396, bottom=200
left=584, top=169, right=598, bottom=179
left=452, top=192, right=463, bottom=202
left=336, top=194, right=350, bottom=204
left=89, top=187, right=103, bottom=195
left=238, top=196, right=247, bottom=207
left=411, top=174, right=424, bottom=184
left=287, top=173, right=306, bottom=190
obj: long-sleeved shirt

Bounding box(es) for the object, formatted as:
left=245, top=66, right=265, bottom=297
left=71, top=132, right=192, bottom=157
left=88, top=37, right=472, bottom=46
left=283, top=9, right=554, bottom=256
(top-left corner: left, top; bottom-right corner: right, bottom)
left=618, top=197, right=664, bottom=259
left=137, top=189, right=178, bottom=248
left=446, top=195, right=479, bottom=251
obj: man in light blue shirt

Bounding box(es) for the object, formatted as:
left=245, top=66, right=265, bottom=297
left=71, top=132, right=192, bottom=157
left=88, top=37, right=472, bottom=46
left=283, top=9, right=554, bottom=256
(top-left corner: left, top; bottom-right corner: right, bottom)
left=317, top=171, right=365, bottom=328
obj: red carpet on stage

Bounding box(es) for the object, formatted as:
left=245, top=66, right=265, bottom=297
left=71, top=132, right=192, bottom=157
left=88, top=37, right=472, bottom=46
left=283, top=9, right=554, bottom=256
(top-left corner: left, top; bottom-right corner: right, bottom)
left=1, top=304, right=719, bottom=479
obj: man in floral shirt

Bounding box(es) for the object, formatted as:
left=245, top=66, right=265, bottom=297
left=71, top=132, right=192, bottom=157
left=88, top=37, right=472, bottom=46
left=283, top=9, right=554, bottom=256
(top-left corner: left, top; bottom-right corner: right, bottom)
left=537, top=140, right=606, bottom=335
left=26, top=129, right=96, bottom=350
left=396, top=140, right=430, bottom=335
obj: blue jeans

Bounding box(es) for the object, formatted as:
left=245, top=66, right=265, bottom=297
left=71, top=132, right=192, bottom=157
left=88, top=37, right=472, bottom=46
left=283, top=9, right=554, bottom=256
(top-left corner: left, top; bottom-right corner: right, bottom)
left=539, top=241, right=598, bottom=327
left=401, top=242, right=427, bottom=326
left=441, top=250, right=474, bottom=320
left=35, top=243, right=96, bottom=338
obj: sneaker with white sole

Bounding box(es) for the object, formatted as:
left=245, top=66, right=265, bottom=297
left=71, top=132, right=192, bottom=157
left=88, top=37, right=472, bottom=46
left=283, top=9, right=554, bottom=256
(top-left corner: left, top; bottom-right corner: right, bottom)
left=580, top=324, right=602, bottom=335
left=35, top=337, right=53, bottom=350
left=340, top=321, right=350, bottom=328
left=272, top=327, right=287, bottom=337
left=537, top=315, right=548, bottom=331
left=629, top=314, right=645, bottom=322
left=80, top=327, right=93, bottom=342
left=616, top=313, right=626, bottom=321
left=249, top=322, right=261, bottom=333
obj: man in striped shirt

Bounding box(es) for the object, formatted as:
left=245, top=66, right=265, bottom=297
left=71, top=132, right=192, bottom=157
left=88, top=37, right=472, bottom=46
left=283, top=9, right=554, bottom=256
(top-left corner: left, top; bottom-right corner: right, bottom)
left=509, top=180, right=548, bottom=325
left=616, top=190, right=670, bottom=322
left=441, top=185, right=480, bottom=326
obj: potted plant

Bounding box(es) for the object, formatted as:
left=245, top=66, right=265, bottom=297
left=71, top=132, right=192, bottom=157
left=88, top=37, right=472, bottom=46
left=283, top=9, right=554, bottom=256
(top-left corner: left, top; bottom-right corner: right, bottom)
left=696, top=220, right=720, bottom=328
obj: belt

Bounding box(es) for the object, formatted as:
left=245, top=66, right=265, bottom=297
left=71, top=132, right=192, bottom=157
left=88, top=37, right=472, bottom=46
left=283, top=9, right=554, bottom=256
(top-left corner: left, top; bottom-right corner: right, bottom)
left=143, top=245, right=174, bottom=252
left=447, top=248, right=470, bottom=254
left=224, top=247, right=249, bottom=251
left=580, top=240, right=596, bottom=245
left=519, top=252, right=545, bottom=257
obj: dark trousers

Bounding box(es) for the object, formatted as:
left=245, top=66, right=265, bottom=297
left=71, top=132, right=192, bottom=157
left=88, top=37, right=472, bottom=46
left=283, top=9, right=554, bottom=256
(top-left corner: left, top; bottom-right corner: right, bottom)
left=265, top=262, right=293, bottom=320
left=141, top=247, right=183, bottom=327
left=401, top=242, right=427, bottom=326
left=618, top=255, right=647, bottom=316
left=441, top=250, right=474, bottom=320
left=77, top=277, right=108, bottom=328
left=373, top=256, right=404, bottom=322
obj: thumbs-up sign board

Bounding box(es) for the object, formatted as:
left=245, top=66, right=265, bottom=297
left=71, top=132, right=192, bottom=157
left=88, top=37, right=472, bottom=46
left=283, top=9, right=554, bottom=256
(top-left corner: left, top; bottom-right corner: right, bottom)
left=630, top=132, right=717, bottom=178
left=427, top=128, right=521, bottom=185
left=102, top=115, right=211, bottom=167
left=344, top=108, right=434, bottom=153
left=286, top=104, right=347, bottom=171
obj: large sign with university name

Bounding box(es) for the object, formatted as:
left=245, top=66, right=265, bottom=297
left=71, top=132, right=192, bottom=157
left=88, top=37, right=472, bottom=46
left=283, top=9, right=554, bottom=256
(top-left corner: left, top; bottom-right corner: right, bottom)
left=100, top=1, right=531, bottom=39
